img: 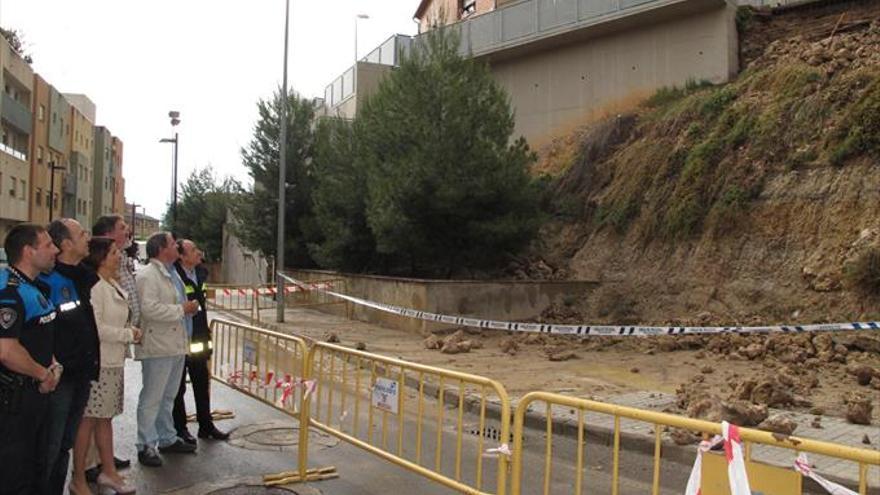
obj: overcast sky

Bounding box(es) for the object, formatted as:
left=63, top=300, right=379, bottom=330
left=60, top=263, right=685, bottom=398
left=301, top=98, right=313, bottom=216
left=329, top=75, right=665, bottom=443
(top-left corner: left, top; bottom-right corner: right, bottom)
left=2, top=0, right=418, bottom=218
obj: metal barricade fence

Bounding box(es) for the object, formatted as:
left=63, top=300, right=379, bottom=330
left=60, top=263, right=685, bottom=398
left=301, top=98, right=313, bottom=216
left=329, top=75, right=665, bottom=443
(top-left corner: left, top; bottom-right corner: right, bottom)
left=509, top=392, right=880, bottom=495
left=210, top=318, right=312, bottom=481
left=307, top=342, right=511, bottom=495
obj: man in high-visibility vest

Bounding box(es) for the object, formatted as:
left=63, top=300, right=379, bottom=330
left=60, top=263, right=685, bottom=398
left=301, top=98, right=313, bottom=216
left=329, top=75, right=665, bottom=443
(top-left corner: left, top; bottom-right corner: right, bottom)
left=171, top=239, right=228, bottom=442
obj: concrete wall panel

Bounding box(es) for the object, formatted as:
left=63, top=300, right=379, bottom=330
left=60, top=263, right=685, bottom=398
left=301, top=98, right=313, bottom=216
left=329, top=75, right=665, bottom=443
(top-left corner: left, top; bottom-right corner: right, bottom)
left=490, top=4, right=737, bottom=144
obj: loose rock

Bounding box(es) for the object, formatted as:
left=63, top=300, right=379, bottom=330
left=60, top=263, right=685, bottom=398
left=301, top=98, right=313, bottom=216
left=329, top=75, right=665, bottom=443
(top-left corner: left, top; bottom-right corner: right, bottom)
left=324, top=333, right=340, bottom=343
left=499, top=337, right=519, bottom=355
left=758, top=415, right=798, bottom=435
left=843, top=392, right=873, bottom=425
left=355, top=342, right=367, bottom=351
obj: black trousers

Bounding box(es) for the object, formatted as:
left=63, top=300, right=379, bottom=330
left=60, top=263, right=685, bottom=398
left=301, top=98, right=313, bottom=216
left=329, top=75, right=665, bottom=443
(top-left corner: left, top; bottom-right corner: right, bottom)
left=0, top=386, right=49, bottom=495
left=172, top=355, right=213, bottom=434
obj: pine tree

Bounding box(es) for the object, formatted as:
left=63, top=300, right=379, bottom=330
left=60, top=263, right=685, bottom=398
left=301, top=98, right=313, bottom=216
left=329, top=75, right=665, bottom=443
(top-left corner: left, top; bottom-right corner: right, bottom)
left=354, top=27, right=542, bottom=276
left=232, top=90, right=318, bottom=267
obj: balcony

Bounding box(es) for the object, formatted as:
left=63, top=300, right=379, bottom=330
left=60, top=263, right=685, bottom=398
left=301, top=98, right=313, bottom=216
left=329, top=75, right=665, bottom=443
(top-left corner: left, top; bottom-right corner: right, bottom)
left=1, top=93, right=33, bottom=135
left=0, top=142, right=26, bottom=162
left=418, top=0, right=725, bottom=61
left=323, top=34, right=413, bottom=110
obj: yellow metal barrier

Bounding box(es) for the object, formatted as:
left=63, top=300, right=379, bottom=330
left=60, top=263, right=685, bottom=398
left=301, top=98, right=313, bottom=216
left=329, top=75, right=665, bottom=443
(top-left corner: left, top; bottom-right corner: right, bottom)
left=307, top=341, right=511, bottom=495
left=509, top=391, right=880, bottom=495
left=209, top=318, right=318, bottom=483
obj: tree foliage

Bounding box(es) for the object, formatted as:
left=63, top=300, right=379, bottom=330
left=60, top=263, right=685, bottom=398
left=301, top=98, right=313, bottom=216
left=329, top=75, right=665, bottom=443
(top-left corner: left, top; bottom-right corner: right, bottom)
left=309, top=118, right=375, bottom=271
left=352, top=27, right=542, bottom=276
left=231, top=90, right=318, bottom=267
left=162, top=166, right=238, bottom=261
left=0, top=28, right=33, bottom=64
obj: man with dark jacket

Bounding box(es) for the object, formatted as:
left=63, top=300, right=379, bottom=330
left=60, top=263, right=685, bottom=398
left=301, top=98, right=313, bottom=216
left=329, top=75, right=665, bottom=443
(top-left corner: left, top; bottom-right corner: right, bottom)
left=0, top=224, right=61, bottom=495
left=39, top=219, right=100, bottom=494
left=172, top=239, right=228, bottom=442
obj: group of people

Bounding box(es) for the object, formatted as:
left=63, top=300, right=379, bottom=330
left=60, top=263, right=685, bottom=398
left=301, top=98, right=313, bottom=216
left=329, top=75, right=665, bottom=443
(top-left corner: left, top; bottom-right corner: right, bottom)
left=0, top=216, right=228, bottom=495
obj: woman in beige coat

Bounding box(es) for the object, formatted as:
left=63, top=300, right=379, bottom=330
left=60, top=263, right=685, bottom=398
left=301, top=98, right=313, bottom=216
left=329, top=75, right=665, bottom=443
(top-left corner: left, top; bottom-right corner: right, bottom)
left=69, top=238, right=142, bottom=495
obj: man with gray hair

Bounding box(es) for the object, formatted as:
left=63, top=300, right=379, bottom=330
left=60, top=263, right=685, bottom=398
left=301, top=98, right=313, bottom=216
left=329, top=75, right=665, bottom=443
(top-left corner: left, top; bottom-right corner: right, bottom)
left=134, top=232, right=199, bottom=467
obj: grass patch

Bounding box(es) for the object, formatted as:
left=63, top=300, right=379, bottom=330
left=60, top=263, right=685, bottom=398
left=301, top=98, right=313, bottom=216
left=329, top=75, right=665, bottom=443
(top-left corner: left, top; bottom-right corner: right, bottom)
left=829, top=78, right=880, bottom=166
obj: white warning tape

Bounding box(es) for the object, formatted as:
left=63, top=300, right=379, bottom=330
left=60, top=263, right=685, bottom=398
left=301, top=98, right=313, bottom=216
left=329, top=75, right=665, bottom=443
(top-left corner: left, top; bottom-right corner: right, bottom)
left=276, top=273, right=880, bottom=337
left=794, top=453, right=859, bottom=495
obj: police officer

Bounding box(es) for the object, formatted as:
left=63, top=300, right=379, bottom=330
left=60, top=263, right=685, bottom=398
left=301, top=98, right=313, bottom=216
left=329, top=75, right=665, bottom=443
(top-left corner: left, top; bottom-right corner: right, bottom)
left=39, top=219, right=100, bottom=495
left=0, top=224, right=61, bottom=495
left=172, top=239, right=228, bottom=442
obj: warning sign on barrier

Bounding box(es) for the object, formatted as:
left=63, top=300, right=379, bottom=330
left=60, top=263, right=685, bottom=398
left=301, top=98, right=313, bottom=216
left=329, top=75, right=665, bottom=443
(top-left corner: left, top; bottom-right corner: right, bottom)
left=372, top=378, right=399, bottom=415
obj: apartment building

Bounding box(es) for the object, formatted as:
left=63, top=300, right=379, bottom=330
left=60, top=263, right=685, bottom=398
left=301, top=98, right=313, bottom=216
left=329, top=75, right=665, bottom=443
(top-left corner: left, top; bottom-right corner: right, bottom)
left=126, top=202, right=160, bottom=239
left=414, top=0, right=505, bottom=32
left=47, top=85, right=70, bottom=222
left=28, top=74, right=61, bottom=225
left=66, top=95, right=96, bottom=227
left=111, top=137, right=125, bottom=215
left=92, top=125, right=114, bottom=219
left=0, top=34, right=34, bottom=238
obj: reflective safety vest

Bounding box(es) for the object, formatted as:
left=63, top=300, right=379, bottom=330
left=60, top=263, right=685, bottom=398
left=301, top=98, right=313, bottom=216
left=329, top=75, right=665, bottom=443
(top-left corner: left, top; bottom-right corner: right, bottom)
left=174, top=263, right=212, bottom=359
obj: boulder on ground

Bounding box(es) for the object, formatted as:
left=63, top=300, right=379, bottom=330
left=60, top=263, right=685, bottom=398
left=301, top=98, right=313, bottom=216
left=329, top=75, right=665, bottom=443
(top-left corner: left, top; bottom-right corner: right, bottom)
left=721, top=401, right=768, bottom=427
left=424, top=335, right=442, bottom=350
left=843, top=392, right=873, bottom=425
left=758, top=415, right=798, bottom=435
left=324, top=332, right=340, bottom=343
left=499, top=337, right=519, bottom=355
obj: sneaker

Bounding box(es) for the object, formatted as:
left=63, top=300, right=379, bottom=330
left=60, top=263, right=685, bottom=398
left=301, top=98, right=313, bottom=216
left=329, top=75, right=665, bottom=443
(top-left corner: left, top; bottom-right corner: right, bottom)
left=158, top=439, right=197, bottom=454
left=114, top=456, right=131, bottom=469
left=197, top=426, right=230, bottom=441
left=137, top=448, right=163, bottom=467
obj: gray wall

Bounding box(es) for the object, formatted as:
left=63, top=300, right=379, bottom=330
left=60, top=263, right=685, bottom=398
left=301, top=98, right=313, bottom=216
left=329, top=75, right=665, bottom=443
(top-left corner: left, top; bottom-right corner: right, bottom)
left=290, top=269, right=597, bottom=335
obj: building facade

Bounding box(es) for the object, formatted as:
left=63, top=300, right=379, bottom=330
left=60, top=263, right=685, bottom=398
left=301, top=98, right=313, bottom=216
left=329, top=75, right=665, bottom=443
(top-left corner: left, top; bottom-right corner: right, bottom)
left=126, top=202, right=160, bottom=239
left=111, top=137, right=125, bottom=214
left=0, top=35, right=34, bottom=238
left=92, top=125, right=114, bottom=219
left=326, top=0, right=739, bottom=146
left=47, top=85, right=70, bottom=222
left=29, top=74, right=55, bottom=225
left=67, top=99, right=95, bottom=227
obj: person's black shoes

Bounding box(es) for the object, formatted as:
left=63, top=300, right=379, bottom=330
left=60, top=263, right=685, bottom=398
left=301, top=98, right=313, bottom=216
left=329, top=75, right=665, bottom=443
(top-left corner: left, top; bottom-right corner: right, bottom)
left=198, top=426, right=230, bottom=441
left=178, top=429, right=198, bottom=445
left=137, top=448, right=163, bottom=467
left=158, top=439, right=197, bottom=454
left=114, top=456, right=131, bottom=469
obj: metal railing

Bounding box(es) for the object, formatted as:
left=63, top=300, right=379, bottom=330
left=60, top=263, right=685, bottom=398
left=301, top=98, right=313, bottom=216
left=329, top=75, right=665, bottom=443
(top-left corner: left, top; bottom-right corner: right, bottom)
left=210, top=319, right=312, bottom=481
left=307, top=341, right=511, bottom=495
left=509, top=391, right=880, bottom=495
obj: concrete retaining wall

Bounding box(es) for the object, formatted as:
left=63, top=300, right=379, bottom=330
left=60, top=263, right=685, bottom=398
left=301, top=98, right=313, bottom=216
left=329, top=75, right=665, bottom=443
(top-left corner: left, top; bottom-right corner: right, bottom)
left=289, top=269, right=598, bottom=335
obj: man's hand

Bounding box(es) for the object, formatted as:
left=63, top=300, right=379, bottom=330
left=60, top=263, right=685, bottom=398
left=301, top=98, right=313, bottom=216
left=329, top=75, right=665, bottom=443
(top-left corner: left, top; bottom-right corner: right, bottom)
left=183, top=301, right=199, bottom=315
left=131, top=327, right=143, bottom=344
left=39, top=367, right=59, bottom=394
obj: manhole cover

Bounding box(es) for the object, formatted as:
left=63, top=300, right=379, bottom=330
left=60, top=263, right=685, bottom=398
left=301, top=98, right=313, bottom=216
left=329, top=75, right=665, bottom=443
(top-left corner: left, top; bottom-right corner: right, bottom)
left=207, top=487, right=299, bottom=494
left=228, top=421, right=339, bottom=452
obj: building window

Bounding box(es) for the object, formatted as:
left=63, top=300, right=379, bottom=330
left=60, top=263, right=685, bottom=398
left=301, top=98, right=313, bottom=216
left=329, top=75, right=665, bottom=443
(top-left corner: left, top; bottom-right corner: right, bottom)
left=37, top=146, right=44, bottom=164
left=38, top=105, right=46, bottom=121
left=36, top=188, right=42, bottom=206
left=20, top=180, right=26, bottom=200
left=53, top=193, right=58, bottom=209
left=10, top=177, right=17, bottom=197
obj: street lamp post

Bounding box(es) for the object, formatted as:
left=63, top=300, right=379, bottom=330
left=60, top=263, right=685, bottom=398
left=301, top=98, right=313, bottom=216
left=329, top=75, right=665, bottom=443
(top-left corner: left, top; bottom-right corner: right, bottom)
left=130, top=202, right=141, bottom=237
left=47, top=160, right=67, bottom=222
left=354, top=14, right=369, bottom=95
left=159, top=111, right=181, bottom=233
left=276, top=0, right=291, bottom=323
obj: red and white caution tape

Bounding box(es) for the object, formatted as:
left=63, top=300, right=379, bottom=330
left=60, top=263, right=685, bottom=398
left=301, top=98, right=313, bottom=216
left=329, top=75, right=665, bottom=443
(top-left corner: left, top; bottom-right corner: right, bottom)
left=684, top=435, right=723, bottom=495
left=723, top=422, right=752, bottom=495
left=794, top=453, right=859, bottom=495
left=684, top=422, right=751, bottom=495
left=277, top=273, right=879, bottom=337
left=221, top=367, right=315, bottom=408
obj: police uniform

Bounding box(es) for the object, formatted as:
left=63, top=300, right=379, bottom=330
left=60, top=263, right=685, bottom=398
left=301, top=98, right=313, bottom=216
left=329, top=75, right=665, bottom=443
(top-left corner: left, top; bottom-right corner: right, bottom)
left=38, top=262, right=100, bottom=495
left=0, top=267, right=56, bottom=495
left=171, top=263, right=219, bottom=437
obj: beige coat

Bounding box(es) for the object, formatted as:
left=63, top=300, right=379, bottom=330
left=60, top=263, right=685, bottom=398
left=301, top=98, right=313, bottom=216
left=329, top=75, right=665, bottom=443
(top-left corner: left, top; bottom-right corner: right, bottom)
left=91, top=277, right=137, bottom=368
left=134, top=259, right=187, bottom=360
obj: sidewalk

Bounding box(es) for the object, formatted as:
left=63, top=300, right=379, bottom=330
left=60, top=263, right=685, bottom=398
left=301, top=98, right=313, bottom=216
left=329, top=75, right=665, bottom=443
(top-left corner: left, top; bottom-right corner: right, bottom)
left=113, top=360, right=464, bottom=494
left=228, top=306, right=880, bottom=489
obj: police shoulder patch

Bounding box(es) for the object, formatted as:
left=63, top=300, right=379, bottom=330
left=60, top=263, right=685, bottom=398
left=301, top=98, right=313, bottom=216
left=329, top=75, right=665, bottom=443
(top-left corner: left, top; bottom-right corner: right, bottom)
left=0, top=307, right=17, bottom=330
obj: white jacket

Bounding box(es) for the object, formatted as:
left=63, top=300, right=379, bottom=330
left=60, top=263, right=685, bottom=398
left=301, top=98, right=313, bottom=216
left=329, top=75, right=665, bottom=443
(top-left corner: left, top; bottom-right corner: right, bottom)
left=134, top=259, right=187, bottom=359
left=91, top=277, right=136, bottom=368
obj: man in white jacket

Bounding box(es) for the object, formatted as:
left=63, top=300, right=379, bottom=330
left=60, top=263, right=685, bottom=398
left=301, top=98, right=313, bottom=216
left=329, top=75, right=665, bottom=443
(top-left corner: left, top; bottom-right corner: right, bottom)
left=134, top=232, right=199, bottom=467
